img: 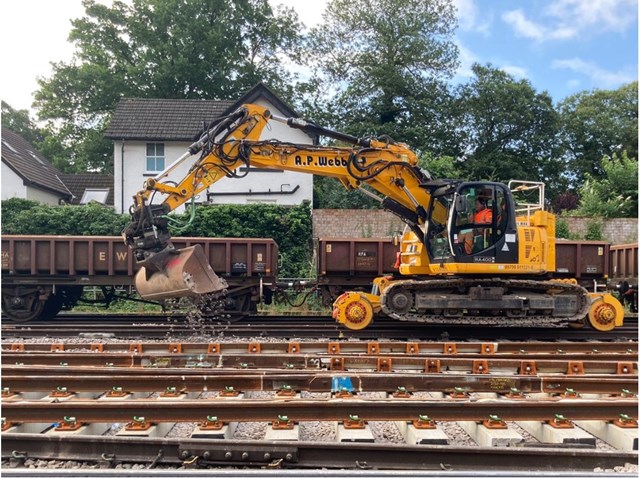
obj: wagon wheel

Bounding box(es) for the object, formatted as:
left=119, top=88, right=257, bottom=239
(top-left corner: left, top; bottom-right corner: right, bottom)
left=1, top=291, right=45, bottom=323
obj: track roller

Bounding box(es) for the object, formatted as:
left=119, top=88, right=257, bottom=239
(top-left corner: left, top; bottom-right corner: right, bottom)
left=587, top=293, right=624, bottom=332
left=332, top=292, right=377, bottom=330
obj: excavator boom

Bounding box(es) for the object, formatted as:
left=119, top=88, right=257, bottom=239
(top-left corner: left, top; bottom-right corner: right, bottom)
left=124, top=104, right=429, bottom=299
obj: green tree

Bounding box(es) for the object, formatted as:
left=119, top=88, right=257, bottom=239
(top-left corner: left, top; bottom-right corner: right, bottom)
left=557, top=82, right=638, bottom=186
left=419, top=152, right=461, bottom=179
left=312, top=177, right=382, bottom=209
left=1, top=102, right=43, bottom=144
left=33, top=0, right=304, bottom=173
left=454, top=64, right=562, bottom=192
left=574, top=152, right=638, bottom=218
left=306, top=0, right=460, bottom=156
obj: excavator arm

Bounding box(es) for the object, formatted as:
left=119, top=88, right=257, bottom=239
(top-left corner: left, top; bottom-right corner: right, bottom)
left=123, top=103, right=434, bottom=299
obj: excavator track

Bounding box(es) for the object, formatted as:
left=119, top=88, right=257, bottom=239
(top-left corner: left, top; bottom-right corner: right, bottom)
left=380, top=278, right=592, bottom=327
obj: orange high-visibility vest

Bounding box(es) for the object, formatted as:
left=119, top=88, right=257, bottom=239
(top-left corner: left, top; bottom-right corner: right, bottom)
left=474, top=208, right=492, bottom=224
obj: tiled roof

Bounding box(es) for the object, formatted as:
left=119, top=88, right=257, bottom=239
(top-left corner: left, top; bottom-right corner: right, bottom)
left=105, top=83, right=301, bottom=141
left=1, top=128, right=73, bottom=199
left=105, top=98, right=236, bottom=141
left=60, top=173, right=114, bottom=206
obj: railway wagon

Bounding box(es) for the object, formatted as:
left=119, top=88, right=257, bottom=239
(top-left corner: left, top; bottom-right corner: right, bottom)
left=315, top=237, right=632, bottom=305
left=609, top=243, right=638, bottom=287
left=1, top=235, right=278, bottom=322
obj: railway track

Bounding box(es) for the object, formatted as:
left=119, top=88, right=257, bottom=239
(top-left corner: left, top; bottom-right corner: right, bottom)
left=2, top=313, right=638, bottom=340
left=2, top=318, right=637, bottom=474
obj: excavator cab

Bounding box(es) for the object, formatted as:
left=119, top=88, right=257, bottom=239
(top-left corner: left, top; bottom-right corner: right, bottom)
left=424, top=181, right=518, bottom=265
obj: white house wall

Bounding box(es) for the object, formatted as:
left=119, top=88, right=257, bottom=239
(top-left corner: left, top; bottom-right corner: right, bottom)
left=25, top=186, right=63, bottom=205
left=114, top=100, right=314, bottom=214
left=1, top=162, right=28, bottom=200
left=1, top=162, right=61, bottom=205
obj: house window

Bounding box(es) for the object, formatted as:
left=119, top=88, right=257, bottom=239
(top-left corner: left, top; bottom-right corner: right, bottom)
left=80, top=188, right=109, bottom=205
left=146, top=143, right=165, bottom=172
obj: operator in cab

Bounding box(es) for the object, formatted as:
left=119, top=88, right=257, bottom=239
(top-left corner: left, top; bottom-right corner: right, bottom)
left=474, top=197, right=492, bottom=224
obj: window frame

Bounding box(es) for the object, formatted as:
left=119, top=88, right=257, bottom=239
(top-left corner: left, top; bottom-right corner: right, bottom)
left=145, top=142, right=166, bottom=173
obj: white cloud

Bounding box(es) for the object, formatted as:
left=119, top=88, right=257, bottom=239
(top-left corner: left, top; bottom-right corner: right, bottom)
left=452, top=0, right=491, bottom=35
left=501, top=65, right=528, bottom=80
left=269, top=0, right=328, bottom=29
left=503, top=0, right=637, bottom=42
left=502, top=9, right=545, bottom=41
left=552, top=58, right=636, bottom=87
left=545, top=0, right=638, bottom=31
left=452, top=41, right=528, bottom=84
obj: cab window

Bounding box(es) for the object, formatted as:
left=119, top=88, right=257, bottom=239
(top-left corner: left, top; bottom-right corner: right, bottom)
left=452, top=186, right=496, bottom=255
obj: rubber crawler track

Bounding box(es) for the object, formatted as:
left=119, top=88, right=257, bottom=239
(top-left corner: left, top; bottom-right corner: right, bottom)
left=381, top=278, right=591, bottom=327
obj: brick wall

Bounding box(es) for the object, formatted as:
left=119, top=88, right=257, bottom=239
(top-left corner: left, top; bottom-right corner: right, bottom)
left=561, top=217, right=638, bottom=245
left=313, top=210, right=638, bottom=245
left=313, top=209, right=405, bottom=239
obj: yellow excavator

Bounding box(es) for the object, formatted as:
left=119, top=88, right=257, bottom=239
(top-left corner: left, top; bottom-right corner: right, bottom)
left=123, top=103, right=623, bottom=332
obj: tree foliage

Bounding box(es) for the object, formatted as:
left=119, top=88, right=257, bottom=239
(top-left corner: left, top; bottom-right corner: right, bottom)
left=307, top=0, right=460, bottom=156
left=454, top=64, right=562, bottom=189
left=312, top=177, right=382, bottom=209
left=557, top=82, right=638, bottom=186
left=574, top=152, right=638, bottom=218
left=33, top=0, right=305, bottom=173
left=1, top=102, right=44, bottom=145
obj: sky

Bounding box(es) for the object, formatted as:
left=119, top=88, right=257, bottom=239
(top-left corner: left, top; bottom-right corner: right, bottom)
left=1, top=0, right=637, bottom=115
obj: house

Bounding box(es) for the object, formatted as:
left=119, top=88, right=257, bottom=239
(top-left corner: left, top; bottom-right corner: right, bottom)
left=60, top=173, right=114, bottom=206
left=105, top=83, right=314, bottom=214
left=1, top=128, right=73, bottom=205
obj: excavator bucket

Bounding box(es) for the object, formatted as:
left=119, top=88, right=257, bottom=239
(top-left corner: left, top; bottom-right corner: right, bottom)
left=134, top=245, right=228, bottom=300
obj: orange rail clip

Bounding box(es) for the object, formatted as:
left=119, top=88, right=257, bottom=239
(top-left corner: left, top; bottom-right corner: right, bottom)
left=481, top=343, right=496, bottom=355
left=519, top=360, right=538, bottom=376
left=566, top=361, right=585, bottom=375
left=330, top=357, right=345, bottom=371
left=616, top=362, right=635, bottom=375
left=443, top=343, right=457, bottom=354
left=377, top=358, right=392, bottom=372
left=406, top=342, right=420, bottom=354
left=473, top=359, right=490, bottom=374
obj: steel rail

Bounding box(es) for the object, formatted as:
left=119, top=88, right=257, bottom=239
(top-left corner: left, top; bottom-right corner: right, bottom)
left=2, top=370, right=636, bottom=395
left=2, top=315, right=638, bottom=341
left=3, top=398, right=637, bottom=423
left=4, top=339, right=637, bottom=354
left=3, top=353, right=636, bottom=376
left=2, top=434, right=637, bottom=471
